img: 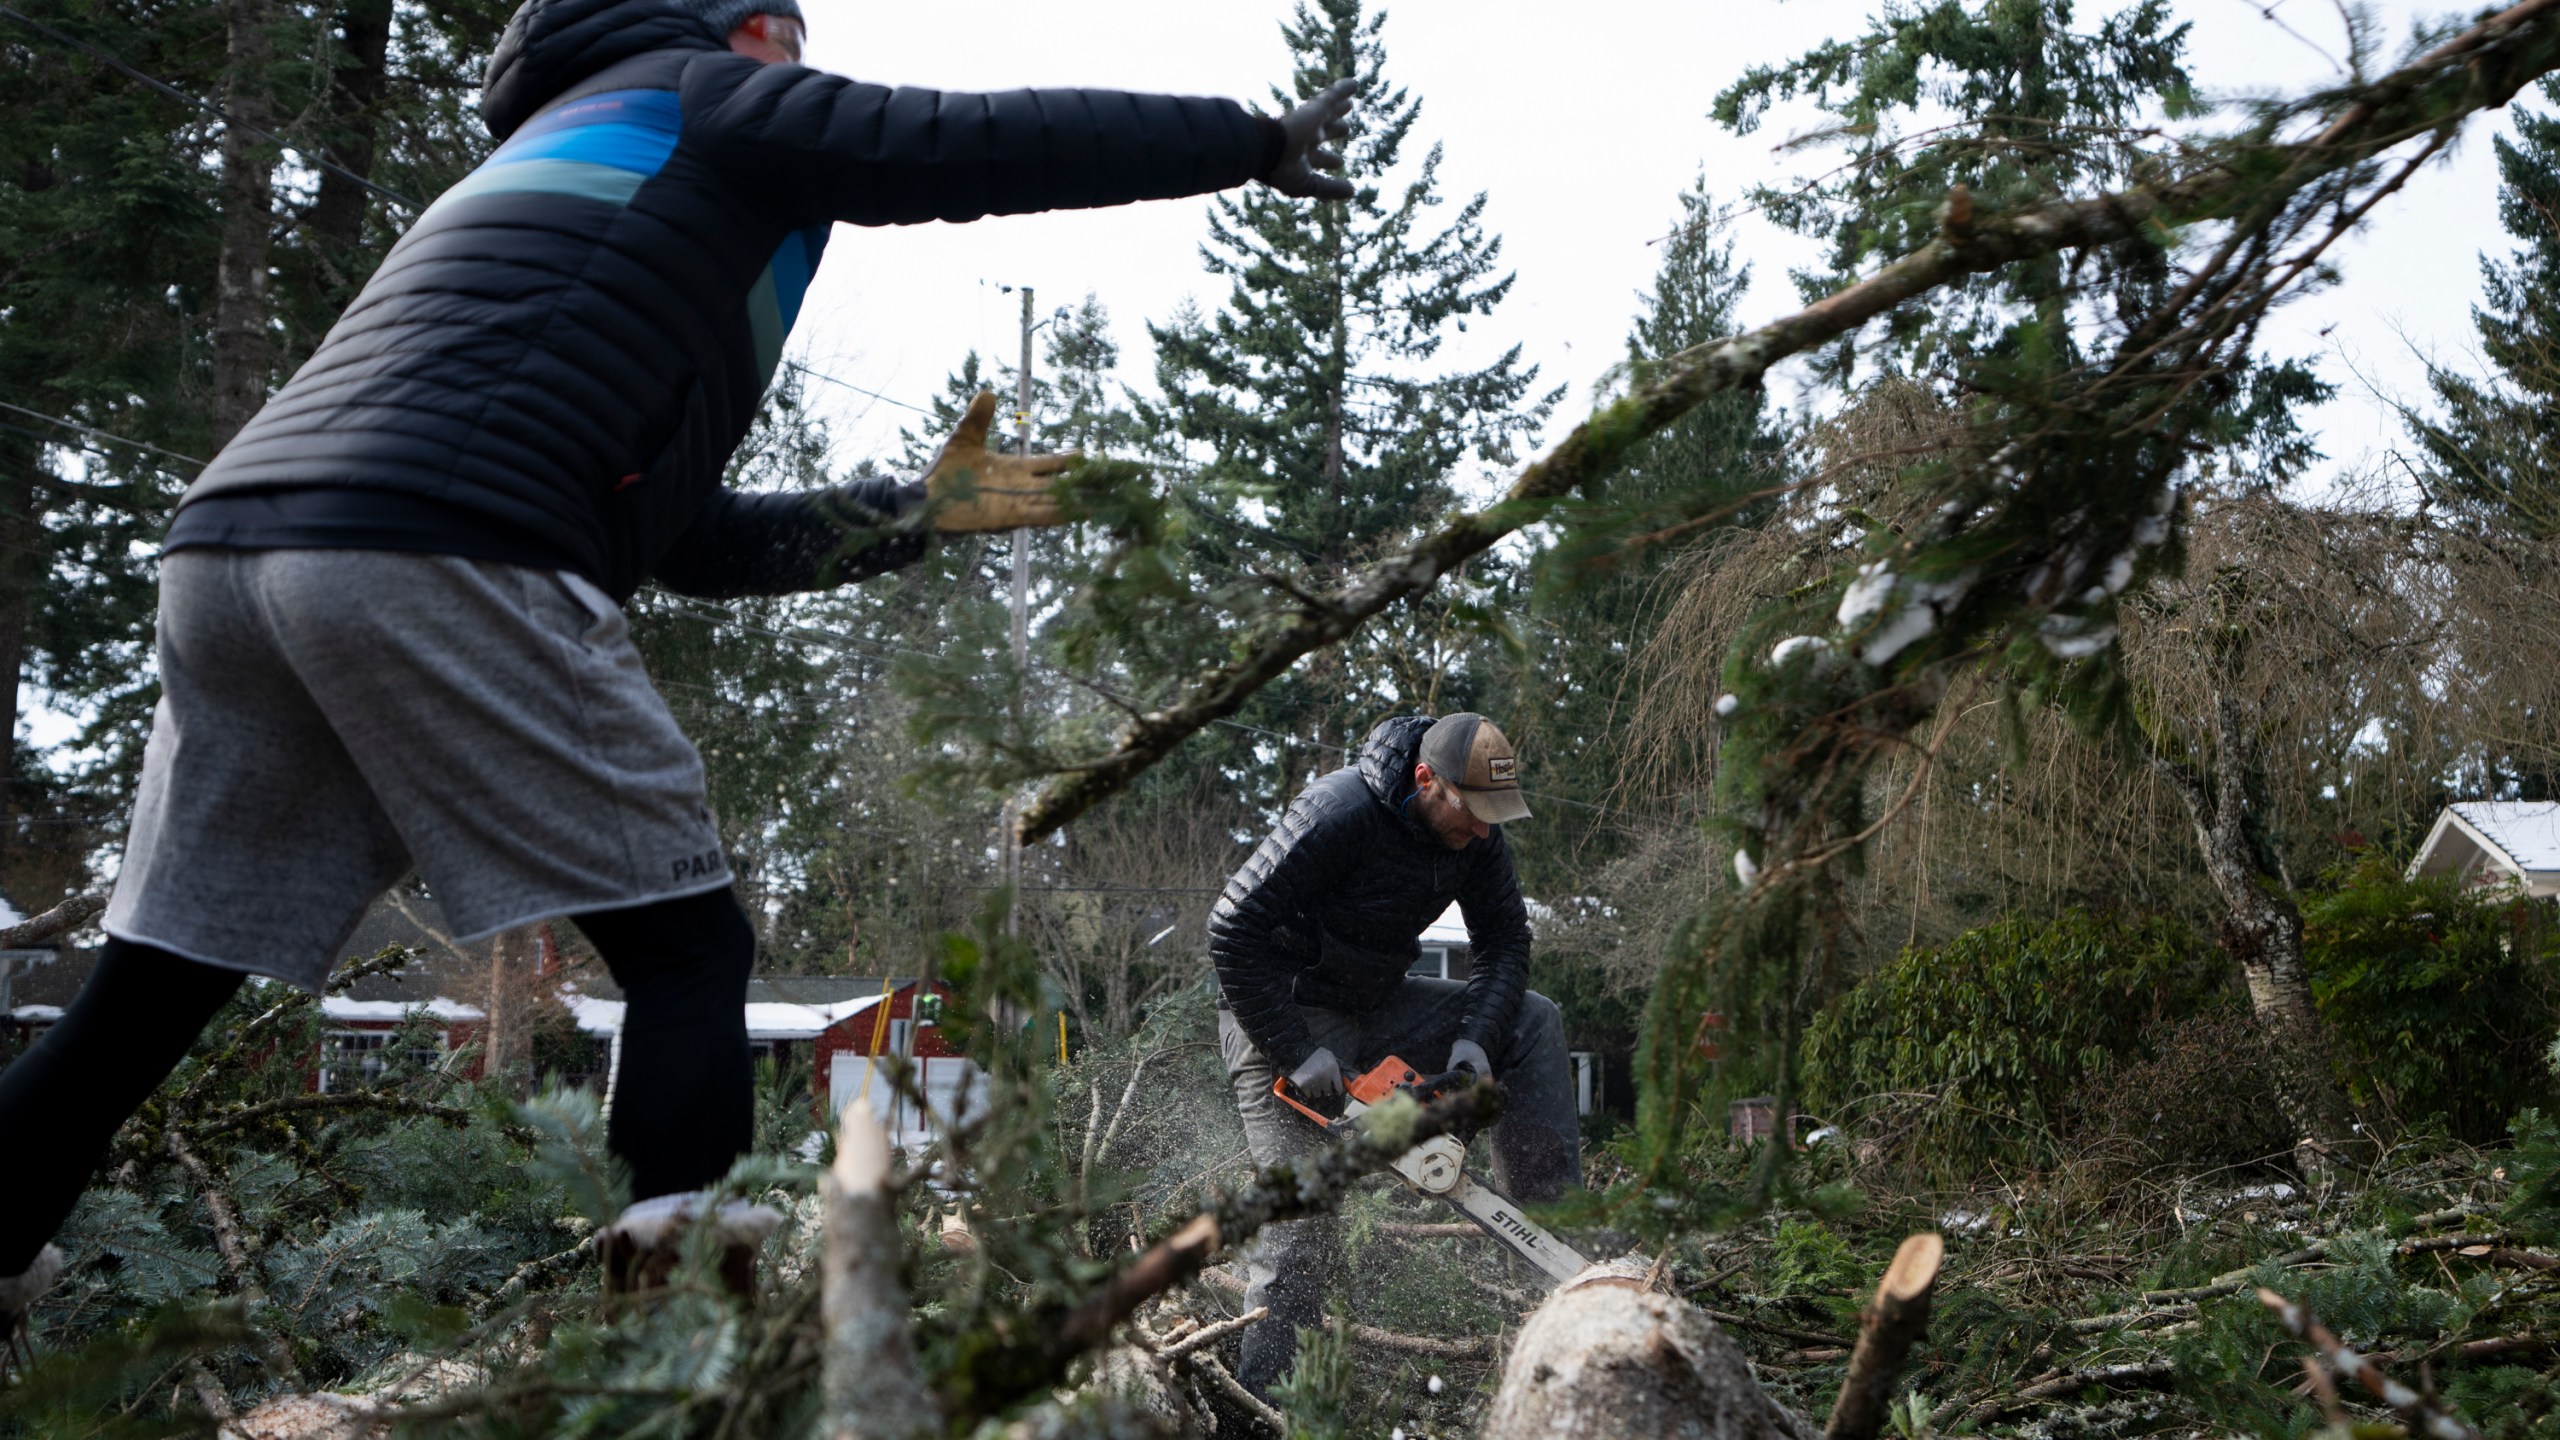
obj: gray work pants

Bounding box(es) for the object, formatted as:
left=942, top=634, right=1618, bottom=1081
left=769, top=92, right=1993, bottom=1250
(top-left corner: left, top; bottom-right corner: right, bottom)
left=1218, top=978, right=1580, bottom=1396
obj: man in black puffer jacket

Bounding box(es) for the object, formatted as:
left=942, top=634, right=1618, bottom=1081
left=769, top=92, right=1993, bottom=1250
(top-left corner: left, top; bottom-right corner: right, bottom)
left=1209, top=713, right=1580, bottom=1396
left=0, top=0, right=1359, bottom=1320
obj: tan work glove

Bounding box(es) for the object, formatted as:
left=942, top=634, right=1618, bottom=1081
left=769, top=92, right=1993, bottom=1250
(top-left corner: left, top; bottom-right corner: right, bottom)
left=925, top=391, right=1073, bottom=532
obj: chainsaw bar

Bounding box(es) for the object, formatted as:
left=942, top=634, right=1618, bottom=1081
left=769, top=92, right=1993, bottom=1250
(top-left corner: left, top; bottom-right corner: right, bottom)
left=1367, top=1117, right=1591, bottom=1284
left=1272, top=1055, right=1591, bottom=1284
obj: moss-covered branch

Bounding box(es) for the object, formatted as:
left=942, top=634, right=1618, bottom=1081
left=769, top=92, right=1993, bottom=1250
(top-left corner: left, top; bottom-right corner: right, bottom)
left=1014, top=0, right=2560, bottom=844
left=936, top=1079, right=1502, bottom=1424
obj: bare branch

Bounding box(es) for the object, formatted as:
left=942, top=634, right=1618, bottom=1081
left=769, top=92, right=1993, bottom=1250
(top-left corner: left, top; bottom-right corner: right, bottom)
left=1014, top=0, right=2560, bottom=842
left=0, top=892, right=104, bottom=948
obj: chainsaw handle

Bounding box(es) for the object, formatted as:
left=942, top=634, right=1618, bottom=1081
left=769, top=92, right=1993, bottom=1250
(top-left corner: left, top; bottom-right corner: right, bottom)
left=1271, top=1074, right=1340, bottom=1128
left=1409, top=1064, right=1479, bottom=1101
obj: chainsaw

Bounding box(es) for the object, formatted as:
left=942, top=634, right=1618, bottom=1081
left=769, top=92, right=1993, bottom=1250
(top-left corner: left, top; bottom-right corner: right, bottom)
left=1273, top=1054, right=1591, bottom=1284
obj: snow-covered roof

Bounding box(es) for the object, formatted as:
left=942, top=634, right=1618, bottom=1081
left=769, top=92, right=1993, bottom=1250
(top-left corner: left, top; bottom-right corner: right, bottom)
left=1420, top=897, right=1557, bottom=947
left=2411, top=801, right=2560, bottom=896
left=318, top=997, right=485, bottom=1025
left=10, top=1004, right=61, bottom=1023
left=560, top=992, right=881, bottom=1039
left=1421, top=902, right=1468, bottom=946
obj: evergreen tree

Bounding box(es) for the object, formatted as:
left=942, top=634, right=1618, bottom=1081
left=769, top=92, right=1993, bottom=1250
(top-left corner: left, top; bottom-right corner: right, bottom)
left=2412, top=82, right=2560, bottom=538
left=0, top=0, right=504, bottom=901
left=1507, top=177, right=1774, bottom=890
left=1144, top=0, right=1557, bottom=779
left=1715, top=0, right=2198, bottom=379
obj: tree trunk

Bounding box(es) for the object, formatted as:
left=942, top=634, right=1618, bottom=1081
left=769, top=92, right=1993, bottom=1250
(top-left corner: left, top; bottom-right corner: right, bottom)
left=304, top=0, right=390, bottom=262
left=211, top=0, right=278, bottom=450
left=2157, top=686, right=2359, bottom=1172
left=1481, top=1262, right=1817, bottom=1440
left=0, top=435, right=37, bottom=868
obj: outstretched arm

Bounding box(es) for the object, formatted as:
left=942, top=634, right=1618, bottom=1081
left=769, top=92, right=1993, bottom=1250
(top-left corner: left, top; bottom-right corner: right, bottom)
left=653, top=391, right=1076, bottom=597
left=650, top=475, right=926, bottom=598
left=681, top=56, right=1355, bottom=226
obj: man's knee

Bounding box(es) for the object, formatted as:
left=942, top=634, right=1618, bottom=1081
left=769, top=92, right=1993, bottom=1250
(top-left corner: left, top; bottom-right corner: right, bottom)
left=1502, top=989, right=1566, bottom=1067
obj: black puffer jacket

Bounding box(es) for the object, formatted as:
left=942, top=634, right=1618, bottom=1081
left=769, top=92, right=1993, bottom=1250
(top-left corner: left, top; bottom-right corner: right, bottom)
left=1207, top=716, right=1535, bottom=1074
left=171, top=0, right=1285, bottom=602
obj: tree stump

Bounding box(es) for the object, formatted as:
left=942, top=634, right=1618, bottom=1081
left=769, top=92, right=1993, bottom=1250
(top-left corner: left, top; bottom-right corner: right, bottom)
left=1481, top=1261, right=1817, bottom=1440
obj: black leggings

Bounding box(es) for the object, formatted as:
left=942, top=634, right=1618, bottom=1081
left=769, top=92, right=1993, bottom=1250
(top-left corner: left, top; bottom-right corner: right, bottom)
left=0, top=887, right=755, bottom=1277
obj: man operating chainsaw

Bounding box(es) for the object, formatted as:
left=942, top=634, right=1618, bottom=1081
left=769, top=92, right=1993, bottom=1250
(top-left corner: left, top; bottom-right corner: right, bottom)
left=0, top=0, right=1361, bottom=1337
left=1209, top=713, right=1581, bottom=1396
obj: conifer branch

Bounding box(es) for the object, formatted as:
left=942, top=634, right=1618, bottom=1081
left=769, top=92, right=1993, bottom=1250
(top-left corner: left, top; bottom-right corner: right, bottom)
left=188, top=1092, right=473, bottom=1138
left=1014, top=0, right=2560, bottom=843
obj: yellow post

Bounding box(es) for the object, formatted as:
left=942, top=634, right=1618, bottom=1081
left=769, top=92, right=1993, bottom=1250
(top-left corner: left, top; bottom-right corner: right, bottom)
left=854, top=977, right=895, bottom=1105
left=1057, top=1011, right=1069, bottom=1065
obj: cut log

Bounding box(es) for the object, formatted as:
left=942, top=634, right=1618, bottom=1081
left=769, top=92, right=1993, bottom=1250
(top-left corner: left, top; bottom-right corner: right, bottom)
left=1481, top=1261, right=1818, bottom=1440
left=823, top=1105, right=940, bottom=1440
left=216, top=1395, right=381, bottom=1440
left=1824, top=1232, right=1943, bottom=1440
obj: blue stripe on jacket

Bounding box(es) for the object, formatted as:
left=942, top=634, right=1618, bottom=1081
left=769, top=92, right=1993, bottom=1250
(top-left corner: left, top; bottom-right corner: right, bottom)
left=423, top=87, right=826, bottom=385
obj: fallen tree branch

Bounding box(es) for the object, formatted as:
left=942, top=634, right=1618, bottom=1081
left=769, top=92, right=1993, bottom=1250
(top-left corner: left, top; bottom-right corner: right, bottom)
left=942, top=1082, right=1505, bottom=1422
left=1194, top=1263, right=1502, bottom=1357
left=190, top=1093, right=474, bottom=1138
left=1154, top=1305, right=1267, bottom=1362
left=1825, top=1233, right=1943, bottom=1440
left=1010, top=0, right=2560, bottom=842
left=1950, top=1361, right=2182, bottom=1425
left=164, top=1128, right=255, bottom=1287
left=1190, top=1351, right=1284, bottom=1436
left=484, top=1235, right=597, bottom=1309
left=2261, top=1287, right=2486, bottom=1440
left=2067, top=1222, right=2535, bottom=1333
left=0, top=892, right=104, bottom=948
left=1701, top=1306, right=1857, bottom=1350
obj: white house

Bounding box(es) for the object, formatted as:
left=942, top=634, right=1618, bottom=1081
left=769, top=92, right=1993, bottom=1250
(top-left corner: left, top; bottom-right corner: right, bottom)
left=2409, top=801, right=2560, bottom=897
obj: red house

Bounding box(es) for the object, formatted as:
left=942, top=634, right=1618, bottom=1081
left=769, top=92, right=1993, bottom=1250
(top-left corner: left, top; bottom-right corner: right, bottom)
left=810, top=979, right=984, bottom=1146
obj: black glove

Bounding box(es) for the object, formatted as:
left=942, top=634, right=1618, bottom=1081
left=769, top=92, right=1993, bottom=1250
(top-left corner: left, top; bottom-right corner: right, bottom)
left=1264, top=78, right=1356, bottom=200
left=1288, top=1047, right=1346, bottom=1100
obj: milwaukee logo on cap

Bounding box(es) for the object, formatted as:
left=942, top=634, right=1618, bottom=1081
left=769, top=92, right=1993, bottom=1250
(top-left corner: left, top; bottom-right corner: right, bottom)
left=1418, top=713, right=1532, bottom=825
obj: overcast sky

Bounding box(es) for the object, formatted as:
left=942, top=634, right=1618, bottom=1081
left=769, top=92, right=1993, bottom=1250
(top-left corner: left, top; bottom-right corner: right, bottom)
left=783, top=0, right=2525, bottom=494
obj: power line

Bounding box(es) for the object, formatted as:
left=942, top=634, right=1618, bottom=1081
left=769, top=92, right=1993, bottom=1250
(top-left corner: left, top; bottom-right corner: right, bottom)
left=785, top=360, right=937, bottom=417
left=0, top=3, right=420, bottom=213
left=0, top=398, right=205, bottom=475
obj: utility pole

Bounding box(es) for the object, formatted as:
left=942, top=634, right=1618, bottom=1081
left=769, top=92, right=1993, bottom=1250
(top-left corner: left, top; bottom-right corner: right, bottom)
left=1002, top=286, right=1034, bottom=935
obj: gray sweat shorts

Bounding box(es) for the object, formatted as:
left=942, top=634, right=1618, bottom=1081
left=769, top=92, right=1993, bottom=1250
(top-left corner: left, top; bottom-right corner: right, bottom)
left=105, top=548, right=732, bottom=990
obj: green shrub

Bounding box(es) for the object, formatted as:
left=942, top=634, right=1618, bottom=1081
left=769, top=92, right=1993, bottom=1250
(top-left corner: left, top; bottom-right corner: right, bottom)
left=2066, top=1004, right=2292, bottom=1172
left=1801, top=909, right=2228, bottom=1179
left=2303, top=859, right=2560, bottom=1141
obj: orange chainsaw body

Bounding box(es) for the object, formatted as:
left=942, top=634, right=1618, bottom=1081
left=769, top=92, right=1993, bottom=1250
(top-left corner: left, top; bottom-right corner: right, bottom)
left=1273, top=1055, right=1437, bottom=1126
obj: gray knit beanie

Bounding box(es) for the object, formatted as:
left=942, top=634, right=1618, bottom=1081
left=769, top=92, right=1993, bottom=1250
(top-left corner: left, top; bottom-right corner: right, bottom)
left=685, top=0, right=799, bottom=41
